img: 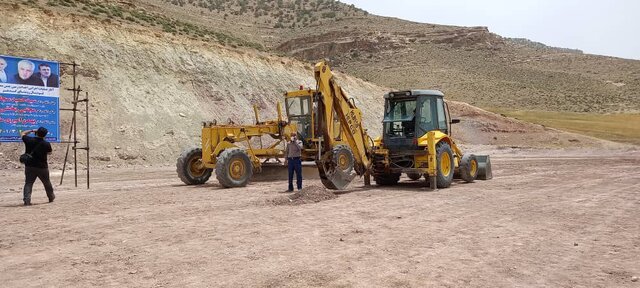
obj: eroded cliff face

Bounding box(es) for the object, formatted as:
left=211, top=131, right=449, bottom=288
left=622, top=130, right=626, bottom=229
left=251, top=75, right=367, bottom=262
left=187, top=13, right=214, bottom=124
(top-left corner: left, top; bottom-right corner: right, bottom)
left=276, top=26, right=506, bottom=62
left=0, top=4, right=387, bottom=167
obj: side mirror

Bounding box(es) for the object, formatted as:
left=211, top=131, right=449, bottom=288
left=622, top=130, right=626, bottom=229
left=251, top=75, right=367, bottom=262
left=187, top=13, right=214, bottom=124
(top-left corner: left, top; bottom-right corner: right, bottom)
left=451, top=119, right=461, bottom=124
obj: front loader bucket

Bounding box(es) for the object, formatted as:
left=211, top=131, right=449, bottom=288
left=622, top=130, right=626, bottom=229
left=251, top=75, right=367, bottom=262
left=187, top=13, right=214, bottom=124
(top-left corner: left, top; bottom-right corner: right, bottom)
left=475, top=155, right=493, bottom=180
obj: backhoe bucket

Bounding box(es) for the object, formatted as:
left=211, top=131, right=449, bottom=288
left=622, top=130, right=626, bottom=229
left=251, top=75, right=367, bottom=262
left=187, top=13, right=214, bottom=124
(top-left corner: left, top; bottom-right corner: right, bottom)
left=316, top=151, right=356, bottom=190
left=317, top=163, right=356, bottom=190
left=475, top=155, right=493, bottom=180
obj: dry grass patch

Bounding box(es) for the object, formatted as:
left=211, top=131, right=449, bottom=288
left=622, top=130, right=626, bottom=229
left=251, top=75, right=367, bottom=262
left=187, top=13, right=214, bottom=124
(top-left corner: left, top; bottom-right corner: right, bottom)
left=488, top=109, right=640, bottom=145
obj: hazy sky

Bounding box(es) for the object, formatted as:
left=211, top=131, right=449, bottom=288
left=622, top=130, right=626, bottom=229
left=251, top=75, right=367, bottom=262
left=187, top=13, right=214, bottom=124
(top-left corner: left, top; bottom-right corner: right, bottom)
left=340, top=0, right=640, bottom=60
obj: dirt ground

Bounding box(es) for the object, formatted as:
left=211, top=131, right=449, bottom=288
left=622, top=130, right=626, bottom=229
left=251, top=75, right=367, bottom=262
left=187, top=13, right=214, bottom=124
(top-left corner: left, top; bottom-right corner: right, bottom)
left=1, top=149, right=639, bottom=287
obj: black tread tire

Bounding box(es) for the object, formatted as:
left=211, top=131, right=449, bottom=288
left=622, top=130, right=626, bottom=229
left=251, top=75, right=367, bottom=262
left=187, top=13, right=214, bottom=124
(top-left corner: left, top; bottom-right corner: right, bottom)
left=177, top=147, right=212, bottom=185
left=215, top=148, right=253, bottom=188
left=374, top=173, right=401, bottom=186
left=372, top=152, right=400, bottom=186
left=333, top=145, right=355, bottom=174
left=407, top=172, right=422, bottom=181
left=460, top=154, right=478, bottom=183
left=436, top=142, right=455, bottom=188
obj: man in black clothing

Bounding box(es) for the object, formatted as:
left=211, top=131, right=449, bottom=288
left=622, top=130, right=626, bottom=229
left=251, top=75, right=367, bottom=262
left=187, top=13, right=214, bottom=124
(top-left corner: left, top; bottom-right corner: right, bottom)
left=21, top=127, right=54, bottom=206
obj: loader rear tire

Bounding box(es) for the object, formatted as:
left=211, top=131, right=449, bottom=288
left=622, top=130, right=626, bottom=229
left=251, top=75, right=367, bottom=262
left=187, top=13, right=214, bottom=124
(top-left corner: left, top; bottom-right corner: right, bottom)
left=216, top=148, right=253, bottom=188
left=407, top=172, right=422, bottom=181
left=374, top=173, right=401, bottom=186
left=177, top=147, right=212, bottom=185
left=372, top=152, right=400, bottom=186
left=460, top=154, right=479, bottom=183
left=436, top=142, right=454, bottom=188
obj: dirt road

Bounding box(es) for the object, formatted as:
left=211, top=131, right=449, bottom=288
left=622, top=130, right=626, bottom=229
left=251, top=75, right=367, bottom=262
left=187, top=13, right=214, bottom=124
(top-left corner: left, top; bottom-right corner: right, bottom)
left=1, top=150, right=639, bottom=287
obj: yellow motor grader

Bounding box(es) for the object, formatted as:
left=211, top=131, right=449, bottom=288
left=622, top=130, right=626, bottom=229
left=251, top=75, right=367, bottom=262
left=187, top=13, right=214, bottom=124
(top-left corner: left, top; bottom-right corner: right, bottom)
left=176, top=103, right=298, bottom=187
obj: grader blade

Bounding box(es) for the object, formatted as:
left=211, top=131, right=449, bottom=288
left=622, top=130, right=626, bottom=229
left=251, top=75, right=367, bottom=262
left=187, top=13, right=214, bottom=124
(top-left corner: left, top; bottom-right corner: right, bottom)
left=251, top=162, right=320, bottom=182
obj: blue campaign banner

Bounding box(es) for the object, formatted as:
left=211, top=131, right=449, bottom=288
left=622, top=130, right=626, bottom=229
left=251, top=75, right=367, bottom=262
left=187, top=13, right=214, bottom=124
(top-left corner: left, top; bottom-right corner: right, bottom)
left=0, top=55, right=60, bottom=142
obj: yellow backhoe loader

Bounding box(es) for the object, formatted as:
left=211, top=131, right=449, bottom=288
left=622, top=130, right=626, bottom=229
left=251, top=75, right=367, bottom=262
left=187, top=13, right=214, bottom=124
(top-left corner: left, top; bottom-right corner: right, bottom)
left=284, top=62, right=491, bottom=190
left=371, top=90, right=492, bottom=189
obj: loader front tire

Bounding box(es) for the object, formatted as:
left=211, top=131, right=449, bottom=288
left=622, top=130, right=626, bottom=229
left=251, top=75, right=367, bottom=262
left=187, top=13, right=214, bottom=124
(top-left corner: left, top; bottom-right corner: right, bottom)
left=460, top=154, right=479, bottom=183
left=177, top=147, right=212, bottom=185
left=216, top=148, right=253, bottom=188
left=436, top=142, right=454, bottom=188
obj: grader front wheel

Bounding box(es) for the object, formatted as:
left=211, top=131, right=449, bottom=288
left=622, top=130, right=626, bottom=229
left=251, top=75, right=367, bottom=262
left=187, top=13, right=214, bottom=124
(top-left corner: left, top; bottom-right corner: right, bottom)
left=177, top=147, right=213, bottom=185
left=216, top=148, right=253, bottom=188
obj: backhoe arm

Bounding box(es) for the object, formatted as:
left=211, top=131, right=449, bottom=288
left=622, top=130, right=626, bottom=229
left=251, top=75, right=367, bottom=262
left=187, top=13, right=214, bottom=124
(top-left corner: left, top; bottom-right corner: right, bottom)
left=314, top=61, right=372, bottom=189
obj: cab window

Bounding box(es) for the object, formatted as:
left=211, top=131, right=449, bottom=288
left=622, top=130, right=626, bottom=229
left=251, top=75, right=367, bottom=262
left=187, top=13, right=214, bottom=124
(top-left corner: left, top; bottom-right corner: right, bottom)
left=286, top=96, right=310, bottom=116
left=436, top=98, right=447, bottom=133
left=417, top=98, right=436, bottom=134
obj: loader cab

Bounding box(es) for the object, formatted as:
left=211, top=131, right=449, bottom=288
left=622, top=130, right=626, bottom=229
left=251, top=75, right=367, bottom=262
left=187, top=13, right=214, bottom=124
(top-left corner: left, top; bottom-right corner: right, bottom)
left=284, top=91, right=313, bottom=144
left=383, top=90, right=450, bottom=150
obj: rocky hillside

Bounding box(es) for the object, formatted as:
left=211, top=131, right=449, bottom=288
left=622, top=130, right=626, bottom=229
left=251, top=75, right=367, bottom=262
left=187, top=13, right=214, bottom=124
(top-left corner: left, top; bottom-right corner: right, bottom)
left=270, top=18, right=640, bottom=114
left=17, top=0, right=640, bottom=114
left=0, top=1, right=632, bottom=169
left=0, top=2, right=389, bottom=168
left=159, top=0, right=368, bottom=28
left=153, top=0, right=640, bottom=113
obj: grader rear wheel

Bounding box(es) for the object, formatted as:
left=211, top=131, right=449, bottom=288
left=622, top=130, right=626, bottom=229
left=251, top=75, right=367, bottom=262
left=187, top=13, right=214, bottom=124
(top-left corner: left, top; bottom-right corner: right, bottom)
left=177, top=147, right=212, bottom=185
left=215, top=148, right=253, bottom=188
